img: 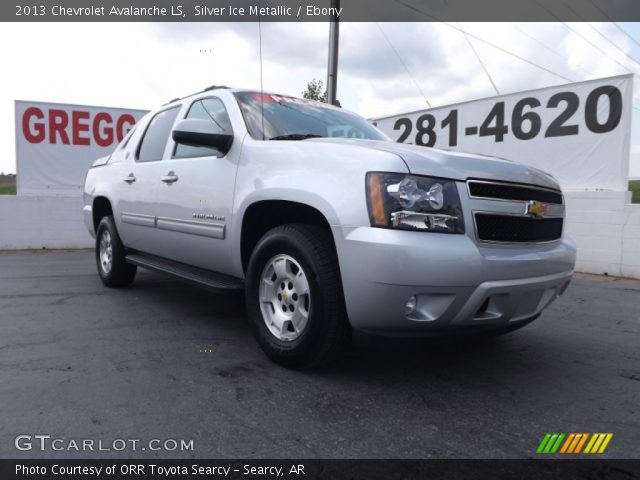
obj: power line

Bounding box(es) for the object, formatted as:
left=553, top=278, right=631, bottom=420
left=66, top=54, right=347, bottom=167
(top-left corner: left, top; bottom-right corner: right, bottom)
left=585, top=0, right=640, bottom=61
left=375, top=22, right=431, bottom=107
left=444, top=22, right=574, bottom=82
left=613, top=22, right=640, bottom=50
left=586, top=0, right=640, bottom=52
left=535, top=0, right=638, bottom=75
left=459, top=25, right=500, bottom=95
left=561, top=21, right=638, bottom=74
left=513, top=22, right=640, bottom=113
left=392, top=0, right=640, bottom=112
left=557, top=0, right=640, bottom=72
left=393, top=0, right=574, bottom=82
left=513, top=25, right=569, bottom=62
left=511, top=24, right=593, bottom=78
left=588, top=0, right=614, bottom=21
left=586, top=22, right=640, bottom=73
left=531, top=1, right=569, bottom=23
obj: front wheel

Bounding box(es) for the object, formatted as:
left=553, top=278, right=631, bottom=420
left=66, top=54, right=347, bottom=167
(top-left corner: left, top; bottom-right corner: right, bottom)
left=95, top=215, right=137, bottom=287
left=245, top=224, right=351, bottom=368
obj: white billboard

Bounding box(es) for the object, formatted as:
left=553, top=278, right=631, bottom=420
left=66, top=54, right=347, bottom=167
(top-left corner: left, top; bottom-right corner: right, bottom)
left=15, top=100, right=148, bottom=195
left=373, top=75, right=633, bottom=191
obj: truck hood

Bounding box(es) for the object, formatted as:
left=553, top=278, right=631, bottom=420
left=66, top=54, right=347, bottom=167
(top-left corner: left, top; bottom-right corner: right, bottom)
left=309, top=138, right=561, bottom=191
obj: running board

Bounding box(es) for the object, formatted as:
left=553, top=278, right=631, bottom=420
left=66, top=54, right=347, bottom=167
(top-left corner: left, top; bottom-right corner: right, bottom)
left=126, top=253, right=244, bottom=292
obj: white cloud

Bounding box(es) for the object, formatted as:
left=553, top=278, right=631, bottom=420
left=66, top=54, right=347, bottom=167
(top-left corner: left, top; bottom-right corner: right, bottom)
left=0, top=21, right=639, bottom=177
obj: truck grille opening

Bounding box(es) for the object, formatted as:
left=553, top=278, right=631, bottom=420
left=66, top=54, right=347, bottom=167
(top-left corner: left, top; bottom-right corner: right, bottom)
left=475, top=214, right=563, bottom=243
left=468, top=181, right=563, bottom=205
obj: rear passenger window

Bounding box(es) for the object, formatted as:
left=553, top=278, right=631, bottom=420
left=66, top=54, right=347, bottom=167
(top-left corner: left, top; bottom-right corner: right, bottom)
left=137, top=107, right=180, bottom=162
left=173, top=98, right=232, bottom=159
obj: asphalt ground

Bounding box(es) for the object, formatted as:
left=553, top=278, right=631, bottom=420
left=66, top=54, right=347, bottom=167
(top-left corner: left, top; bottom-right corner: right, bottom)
left=0, top=250, right=639, bottom=459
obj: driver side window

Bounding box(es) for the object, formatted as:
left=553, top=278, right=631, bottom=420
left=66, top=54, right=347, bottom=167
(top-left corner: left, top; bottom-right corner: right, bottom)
left=173, top=97, right=232, bottom=159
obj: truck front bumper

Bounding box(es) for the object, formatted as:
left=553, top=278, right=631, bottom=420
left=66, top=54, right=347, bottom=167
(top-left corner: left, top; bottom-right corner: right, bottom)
left=332, top=226, right=576, bottom=333
left=83, top=204, right=95, bottom=239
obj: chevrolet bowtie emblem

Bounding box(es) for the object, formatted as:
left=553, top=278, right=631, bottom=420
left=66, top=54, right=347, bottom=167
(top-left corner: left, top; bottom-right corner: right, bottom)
left=525, top=200, right=547, bottom=218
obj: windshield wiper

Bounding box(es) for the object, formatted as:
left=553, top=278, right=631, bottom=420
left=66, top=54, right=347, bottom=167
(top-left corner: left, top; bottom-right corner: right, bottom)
left=268, top=134, right=325, bottom=141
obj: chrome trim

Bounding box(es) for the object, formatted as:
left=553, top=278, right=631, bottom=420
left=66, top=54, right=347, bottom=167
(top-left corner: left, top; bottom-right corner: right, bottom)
left=523, top=201, right=564, bottom=218
left=156, top=217, right=225, bottom=239
left=466, top=179, right=564, bottom=205
left=471, top=210, right=563, bottom=245
left=121, top=212, right=156, bottom=228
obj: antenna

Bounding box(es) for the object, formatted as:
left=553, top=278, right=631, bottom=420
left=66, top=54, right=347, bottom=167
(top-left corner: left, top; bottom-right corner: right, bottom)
left=258, top=16, right=265, bottom=140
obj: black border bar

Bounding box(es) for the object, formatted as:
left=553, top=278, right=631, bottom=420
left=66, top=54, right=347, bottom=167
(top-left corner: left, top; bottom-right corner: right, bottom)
left=4, top=0, right=640, bottom=22
left=3, top=460, right=640, bottom=480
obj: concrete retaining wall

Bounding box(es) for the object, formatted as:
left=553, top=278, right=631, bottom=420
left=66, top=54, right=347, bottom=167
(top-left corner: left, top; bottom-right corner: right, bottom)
left=622, top=204, right=640, bottom=279
left=564, top=191, right=640, bottom=279
left=0, top=195, right=93, bottom=249
left=1, top=192, right=639, bottom=278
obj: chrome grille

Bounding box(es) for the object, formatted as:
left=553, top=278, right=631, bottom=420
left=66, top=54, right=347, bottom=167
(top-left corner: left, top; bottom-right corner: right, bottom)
left=475, top=214, right=563, bottom=243
left=467, top=180, right=564, bottom=244
left=468, top=180, right=563, bottom=204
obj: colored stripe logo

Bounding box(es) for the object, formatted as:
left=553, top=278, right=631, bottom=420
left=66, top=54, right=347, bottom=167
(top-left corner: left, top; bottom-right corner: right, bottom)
left=537, top=433, right=613, bottom=454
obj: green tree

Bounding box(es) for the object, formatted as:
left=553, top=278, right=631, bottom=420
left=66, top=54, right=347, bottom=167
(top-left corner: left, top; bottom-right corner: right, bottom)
left=302, top=78, right=327, bottom=102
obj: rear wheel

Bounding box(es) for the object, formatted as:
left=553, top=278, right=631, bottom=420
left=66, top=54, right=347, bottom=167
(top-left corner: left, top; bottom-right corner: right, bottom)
left=245, top=224, right=350, bottom=368
left=95, top=215, right=137, bottom=287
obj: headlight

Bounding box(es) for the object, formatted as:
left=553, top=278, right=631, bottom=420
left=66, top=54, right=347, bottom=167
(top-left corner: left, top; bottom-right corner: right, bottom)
left=366, top=172, right=465, bottom=233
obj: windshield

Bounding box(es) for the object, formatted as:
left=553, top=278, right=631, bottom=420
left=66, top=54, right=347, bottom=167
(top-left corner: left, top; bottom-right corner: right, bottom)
left=234, top=92, right=388, bottom=141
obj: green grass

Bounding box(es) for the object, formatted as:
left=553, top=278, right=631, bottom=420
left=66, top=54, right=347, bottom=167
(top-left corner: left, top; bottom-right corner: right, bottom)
left=0, top=184, right=16, bottom=195
left=630, top=180, right=640, bottom=204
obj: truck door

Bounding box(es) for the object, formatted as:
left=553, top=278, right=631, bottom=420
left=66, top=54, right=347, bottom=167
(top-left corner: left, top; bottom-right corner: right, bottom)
left=116, top=106, right=180, bottom=256
left=151, top=97, right=240, bottom=274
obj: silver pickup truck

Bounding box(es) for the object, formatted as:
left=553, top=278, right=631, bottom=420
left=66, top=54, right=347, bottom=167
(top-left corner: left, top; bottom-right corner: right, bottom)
left=83, top=86, right=576, bottom=368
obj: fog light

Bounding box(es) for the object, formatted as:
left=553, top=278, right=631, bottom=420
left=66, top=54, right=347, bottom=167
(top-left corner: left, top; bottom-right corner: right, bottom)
left=405, top=296, right=417, bottom=315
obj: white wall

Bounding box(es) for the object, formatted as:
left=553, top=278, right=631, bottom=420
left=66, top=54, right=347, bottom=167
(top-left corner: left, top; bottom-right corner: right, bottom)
left=0, top=192, right=639, bottom=279
left=564, top=191, right=640, bottom=279
left=0, top=195, right=93, bottom=250
left=622, top=204, right=640, bottom=279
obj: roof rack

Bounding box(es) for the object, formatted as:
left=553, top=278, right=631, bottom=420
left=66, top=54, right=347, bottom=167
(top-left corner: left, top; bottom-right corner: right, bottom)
left=204, top=85, right=229, bottom=91
left=164, top=85, right=231, bottom=105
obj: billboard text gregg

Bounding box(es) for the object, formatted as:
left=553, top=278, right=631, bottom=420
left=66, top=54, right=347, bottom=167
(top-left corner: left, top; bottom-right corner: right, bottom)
left=15, top=100, right=148, bottom=195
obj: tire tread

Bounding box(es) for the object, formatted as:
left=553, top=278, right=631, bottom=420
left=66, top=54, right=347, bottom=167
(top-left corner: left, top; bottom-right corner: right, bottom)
left=96, top=215, right=137, bottom=288
left=246, top=224, right=350, bottom=368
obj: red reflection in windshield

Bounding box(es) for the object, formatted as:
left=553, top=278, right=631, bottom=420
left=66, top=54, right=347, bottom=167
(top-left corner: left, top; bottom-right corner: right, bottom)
left=251, top=94, right=276, bottom=103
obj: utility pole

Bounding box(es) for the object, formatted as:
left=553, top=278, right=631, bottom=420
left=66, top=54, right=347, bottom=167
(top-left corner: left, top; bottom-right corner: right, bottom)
left=326, top=0, right=340, bottom=106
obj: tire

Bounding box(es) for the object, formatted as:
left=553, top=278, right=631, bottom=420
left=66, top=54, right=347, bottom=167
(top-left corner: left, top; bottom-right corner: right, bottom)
left=245, top=224, right=351, bottom=368
left=95, top=215, right=137, bottom=288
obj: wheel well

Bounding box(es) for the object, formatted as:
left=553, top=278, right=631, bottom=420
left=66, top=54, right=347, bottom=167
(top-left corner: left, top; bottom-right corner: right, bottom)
left=92, top=197, right=113, bottom=232
left=241, top=201, right=333, bottom=274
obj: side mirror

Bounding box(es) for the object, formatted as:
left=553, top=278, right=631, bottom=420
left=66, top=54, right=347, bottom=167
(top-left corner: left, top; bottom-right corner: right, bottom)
left=172, top=119, right=233, bottom=154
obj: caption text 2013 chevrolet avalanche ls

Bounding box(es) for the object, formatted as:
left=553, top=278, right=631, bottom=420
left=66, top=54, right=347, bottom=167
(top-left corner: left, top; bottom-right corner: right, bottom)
left=83, top=86, right=576, bottom=368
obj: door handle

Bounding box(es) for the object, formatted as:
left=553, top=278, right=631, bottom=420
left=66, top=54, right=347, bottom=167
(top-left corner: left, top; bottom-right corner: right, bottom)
left=161, top=171, right=179, bottom=184
left=123, top=173, right=136, bottom=184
